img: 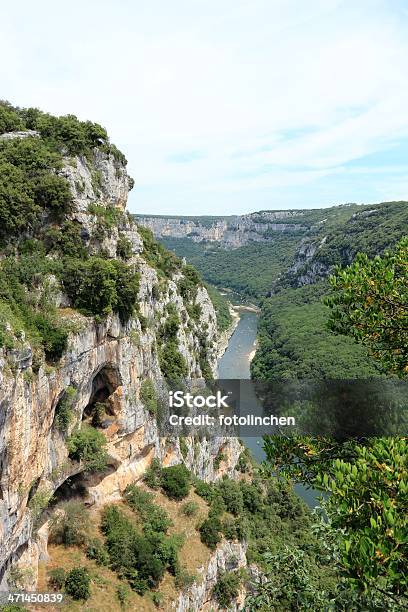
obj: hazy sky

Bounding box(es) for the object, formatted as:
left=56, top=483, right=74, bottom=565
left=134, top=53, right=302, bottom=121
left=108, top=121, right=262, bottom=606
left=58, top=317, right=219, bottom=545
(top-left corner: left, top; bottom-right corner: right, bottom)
left=2, top=0, right=408, bottom=215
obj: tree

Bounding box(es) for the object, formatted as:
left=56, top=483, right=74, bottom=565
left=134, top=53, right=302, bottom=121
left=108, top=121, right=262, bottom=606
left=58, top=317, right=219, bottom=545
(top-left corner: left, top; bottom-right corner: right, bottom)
left=326, top=237, right=408, bottom=377
left=160, top=464, right=191, bottom=500
left=64, top=567, right=91, bottom=600
left=67, top=425, right=107, bottom=471
left=262, top=239, right=408, bottom=607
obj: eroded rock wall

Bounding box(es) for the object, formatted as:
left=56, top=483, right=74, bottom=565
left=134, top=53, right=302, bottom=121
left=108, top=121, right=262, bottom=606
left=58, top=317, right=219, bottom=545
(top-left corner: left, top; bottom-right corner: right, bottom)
left=0, top=147, right=241, bottom=587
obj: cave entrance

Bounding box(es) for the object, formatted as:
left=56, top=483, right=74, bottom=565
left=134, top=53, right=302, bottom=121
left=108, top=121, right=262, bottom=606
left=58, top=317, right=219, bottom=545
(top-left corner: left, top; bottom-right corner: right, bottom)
left=82, top=364, right=122, bottom=429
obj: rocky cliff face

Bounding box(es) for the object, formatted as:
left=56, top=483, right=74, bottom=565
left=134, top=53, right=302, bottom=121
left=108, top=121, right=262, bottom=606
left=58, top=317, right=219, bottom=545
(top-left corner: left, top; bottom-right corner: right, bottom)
left=136, top=210, right=307, bottom=249
left=176, top=541, right=247, bottom=611
left=0, top=145, right=241, bottom=588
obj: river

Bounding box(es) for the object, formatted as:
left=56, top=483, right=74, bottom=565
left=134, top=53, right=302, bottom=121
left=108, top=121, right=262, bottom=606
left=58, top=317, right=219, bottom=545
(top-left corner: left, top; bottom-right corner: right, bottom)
left=218, top=308, right=318, bottom=509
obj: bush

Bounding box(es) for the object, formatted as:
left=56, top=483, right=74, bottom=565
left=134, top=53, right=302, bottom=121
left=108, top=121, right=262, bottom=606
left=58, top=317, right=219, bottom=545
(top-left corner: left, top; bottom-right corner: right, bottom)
left=86, top=538, right=110, bottom=566
left=144, top=458, right=162, bottom=489
left=48, top=567, right=66, bottom=590
left=67, top=425, right=107, bottom=471
left=194, top=479, right=216, bottom=503
left=179, top=437, right=188, bottom=459
left=140, top=379, right=157, bottom=415
left=216, top=478, right=244, bottom=516
left=49, top=501, right=91, bottom=547
left=116, top=583, right=130, bottom=607
left=181, top=501, right=199, bottom=517
left=199, top=518, right=222, bottom=550
left=64, top=567, right=91, bottom=600
left=117, top=235, right=133, bottom=260
left=161, top=464, right=191, bottom=500
left=212, top=571, right=240, bottom=609
left=125, top=484, right=172, bottom=534
left=54, top=386, right=76, bottom=432
left=61, top=257, right=140, bottom=322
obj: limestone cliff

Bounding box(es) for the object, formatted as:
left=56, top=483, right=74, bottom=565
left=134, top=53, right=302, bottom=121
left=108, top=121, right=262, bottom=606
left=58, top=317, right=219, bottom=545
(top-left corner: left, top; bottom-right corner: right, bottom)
left=0, top=140, right=241, bottom=589
left=135, top=210, right=307, bottom=249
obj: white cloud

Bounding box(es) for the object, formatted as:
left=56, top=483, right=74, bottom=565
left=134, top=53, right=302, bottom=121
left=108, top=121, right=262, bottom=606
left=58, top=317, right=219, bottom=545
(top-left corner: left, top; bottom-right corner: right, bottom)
left=1, top=0, right=408, bottom=213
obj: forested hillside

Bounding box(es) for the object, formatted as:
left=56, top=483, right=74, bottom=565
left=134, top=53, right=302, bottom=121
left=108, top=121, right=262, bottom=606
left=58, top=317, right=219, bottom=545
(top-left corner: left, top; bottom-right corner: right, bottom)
left=146, top=200, right=407, bottom=379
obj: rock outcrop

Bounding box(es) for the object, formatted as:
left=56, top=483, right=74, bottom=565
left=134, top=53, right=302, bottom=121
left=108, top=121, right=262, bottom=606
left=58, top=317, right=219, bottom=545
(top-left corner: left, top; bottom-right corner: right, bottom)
left=176, top=541, right=248, bottom=611
left=0, top=146, right=241, bottom=590
left=136, top=210, right=308, bottom=249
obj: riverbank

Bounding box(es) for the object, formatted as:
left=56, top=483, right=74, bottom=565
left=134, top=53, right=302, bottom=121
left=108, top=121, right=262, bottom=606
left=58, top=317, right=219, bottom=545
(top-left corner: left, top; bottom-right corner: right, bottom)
left=216, top=305, right=240, bottom=362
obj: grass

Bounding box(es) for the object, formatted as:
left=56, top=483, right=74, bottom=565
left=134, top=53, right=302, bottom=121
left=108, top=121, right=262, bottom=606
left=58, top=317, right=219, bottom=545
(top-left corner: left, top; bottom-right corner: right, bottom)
left=37, top=487, right=212, bottom=611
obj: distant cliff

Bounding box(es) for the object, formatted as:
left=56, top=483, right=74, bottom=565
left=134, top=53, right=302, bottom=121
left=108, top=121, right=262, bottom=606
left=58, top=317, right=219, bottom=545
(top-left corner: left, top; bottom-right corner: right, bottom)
left=135, top=210, right=308, bottom=248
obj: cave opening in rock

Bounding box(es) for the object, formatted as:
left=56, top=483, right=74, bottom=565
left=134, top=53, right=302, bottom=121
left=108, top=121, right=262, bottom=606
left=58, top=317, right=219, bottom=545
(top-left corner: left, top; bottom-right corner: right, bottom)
left=82, top=364, right=122, bottom=429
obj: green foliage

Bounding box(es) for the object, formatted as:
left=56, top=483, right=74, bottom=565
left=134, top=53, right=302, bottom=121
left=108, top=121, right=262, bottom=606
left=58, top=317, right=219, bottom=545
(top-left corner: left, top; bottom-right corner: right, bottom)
left=116, top=583, right=130, bottom=607
left=137, top=225, right=181, bottom=277
left=101, top=504, right=182, bottom=595
left=245, top=547, right=335, bottom=611
left=252, top=283, right=382, bottom=379
left=64, top=567, right=91, bottom=601
left=179, top=437, right=188, bottom=459
left=67, top=425, right=107, bottom=471
left=205, top=283, right=232, bottom=332
left=140, top=379, right=157, bottom=415
left=62, top=257, right=140, bottom=322
left=212, top=571, right=241, bottom=609
left=86, top=538, right=110, bottom=566
left=216, top=478, right=243, bottom=515
left=0, top=251, right=68, bottom=363
left=181, top=501, right=198, bottom=517
left=144, top=458, right=162, bottom=489
left=160, top=464, right=191, bottom=500
left=199, top=517, right=222, bottom=550
left=326, top=238, right=408, bottom=376
left=117, top=234, right=133, bottom=260
left=48, top=567, right=66, bottom=590
left=125, top=485, right=173, bottom=534
left=236, top=448, right=253, bottom=473
left=194, top=479, right=217, bottom=503
left=28, top=487, right=53, bottom=520
left=50, top=501, right=91, bottom=547
left=0, top=137, right=72, bottom=240
left=158, top=341, right=188, bottom=382
left=161, top=234, right=299, bottom=297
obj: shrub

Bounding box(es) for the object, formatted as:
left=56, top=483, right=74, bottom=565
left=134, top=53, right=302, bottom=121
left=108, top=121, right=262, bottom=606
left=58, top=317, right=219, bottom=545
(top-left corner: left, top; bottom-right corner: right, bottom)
left=212, top=571, right=240, bottom=609
left=101, top=505, right=168, bottom=594
left=64, top=567, right=91, bottom=600
left=181, top=501, right=198, bottom=517
left=179, top=437, right=188, bottom=459
left=194, top=479, right=216, bottom=503
left=140, top=379, right=157, bottom=415
left=117, top=235, right=133, bottom=260
left=161, top=464, right=190, bottom=500
left=216, top=478, right=244, bottom=516
left=48, top=567, right=66, bottom=590
left=49, top=501, right=91, bottom=547
left=125, top=484, right=172, bottom=534
left=144, top=458, right=162, bottom=490
left=199, top=517, right=222, bottom=550
left=67, top=425, right=107, bottom=471
left=116, top=583, right=130, bottom=607
left=86, top=538, right=110, bottom=566
left=54, top=386, right=76, bottom=432
left=150, top=591, right=164, bottom=607
left=174, top=567, right=196, bottom=589
left=61, top=257, right=140, bottom=322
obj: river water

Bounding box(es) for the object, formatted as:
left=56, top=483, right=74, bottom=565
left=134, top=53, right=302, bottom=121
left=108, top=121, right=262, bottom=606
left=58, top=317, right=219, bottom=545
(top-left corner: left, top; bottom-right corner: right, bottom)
left=218, top=309, right=318, bottom=509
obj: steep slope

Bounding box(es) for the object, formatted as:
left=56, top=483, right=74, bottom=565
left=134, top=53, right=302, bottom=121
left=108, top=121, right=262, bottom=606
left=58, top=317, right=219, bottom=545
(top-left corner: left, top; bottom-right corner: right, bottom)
left=0, top=104, right=241, bottom=592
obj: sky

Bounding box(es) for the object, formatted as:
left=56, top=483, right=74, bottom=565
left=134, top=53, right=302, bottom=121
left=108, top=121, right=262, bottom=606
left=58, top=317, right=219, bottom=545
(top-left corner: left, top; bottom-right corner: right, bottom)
left=2, top=0, right=408, bottom=215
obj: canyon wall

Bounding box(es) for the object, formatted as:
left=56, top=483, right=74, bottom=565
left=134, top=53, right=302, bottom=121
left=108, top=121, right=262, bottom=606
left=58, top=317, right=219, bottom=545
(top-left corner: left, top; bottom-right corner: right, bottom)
left=0, top=143, right=241, bottom=591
